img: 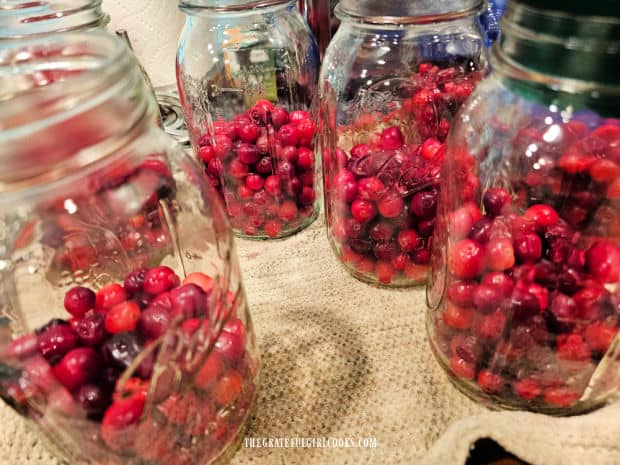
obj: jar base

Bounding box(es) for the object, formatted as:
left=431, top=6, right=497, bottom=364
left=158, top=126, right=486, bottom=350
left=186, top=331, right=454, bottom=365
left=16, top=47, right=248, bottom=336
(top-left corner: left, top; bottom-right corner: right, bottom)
left=233, top=208, right=319, bottom=241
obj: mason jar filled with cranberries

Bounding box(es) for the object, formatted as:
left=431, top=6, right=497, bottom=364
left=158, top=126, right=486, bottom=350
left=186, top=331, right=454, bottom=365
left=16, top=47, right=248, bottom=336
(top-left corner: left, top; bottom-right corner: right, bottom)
left=0, top=32, right=258, bottom=465
left=0, top=0, right=109, bottom=37
left=319, top=0, right=488, bottom=286
left=176, top=0, right=319, bottom=239
left=427, top=1, right=620, bottom=414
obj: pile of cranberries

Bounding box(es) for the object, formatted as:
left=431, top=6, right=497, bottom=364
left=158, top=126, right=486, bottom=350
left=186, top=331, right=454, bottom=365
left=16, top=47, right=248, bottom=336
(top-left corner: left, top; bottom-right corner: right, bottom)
left=325, top=62, right=483, bottom=285
left=0, top=267, right=257, bottom=465
left=433, top=121, right=620, bottom=410
left=197, top=99, right=318, bottom=238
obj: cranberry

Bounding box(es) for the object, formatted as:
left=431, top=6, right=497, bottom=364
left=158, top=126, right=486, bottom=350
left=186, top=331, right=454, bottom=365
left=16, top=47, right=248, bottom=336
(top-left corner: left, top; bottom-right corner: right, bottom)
left=375, top=261, right=394, bottom=284
left=351, top=199, right=377, bottom=223
left=213, top=370, right=244, bottom=407
left=285, top=177, right=302, bottom=196
left=5, top=334, right=38, bottom=360
left=477, top=369, right=503, bottom=394
left=482, top=272, right=514, bottom=297
left=278, top=201, right=298, bottom=222
left=277, top=160, right=296, bottom=179
left=449, top=239, right=485, bottom=279
left=392, top=253, right=410, bottom=270
left=53, top=347, right=101, bottom=391
left=584, top=322, right=618, bottom=354
left=124, top=268, right=147, bottom=297
left=357, top=177, right=385, bottom=201
left=76, top=311, right=107, bottom=347
left=96, top=283, right=127, bottom=311
left=514, top=233, right=543, bottom=263
left=264, top=175, right=281, bottom=196
left=264, top=220, right=282, bottom=238
left=379, top=126, right=404, bottom=150
left=486, top=237, right=516, bottom=271
left=513, top=378, right=541, bottom=400
left=524, top=204, right=559, bottom=226
left=450, top=333, right=482, bottom=363
left=214, top=331, right=245, bottom=363
left=504, top=289, right=540, bottom=321
left=410, top=190, right=437, bottom=219
left=450, top=355, right=476, bottom=380
left=277, top=124, right=299, bottom=146
left=64, top=286, right=96, bottom=318
left=103, top=332, right=143, bottom=370
left=238, top=123, right=261, bottom=143
left=483, top=188, right=511, bottom=217
left=374, top=242, right=397, bottom=260
left=169, top=283, right=206, bottom=319
left=105, top=301, right=141, bottom=334
left=255, top=134, right=269, bottom=153
left=586, top=241, right=620, bottom=283
left=195, top=353, right=224, bottom=390
left=469, top=217, right=493, bottom=243
left=244, top=173, right=263, bottom=191
left=527, top=283, right=549, bottom=311
left=101, top=394, right=146, bottom=451
left=447, top=280, right=477, bottom=307
left=411, top=248, right=431, bottom=265
left=397, top=229, right=420, bottom=252
left=450, top=207, right=474, bottom=239
left=296, top=119, right=316, bottom=143
left=557, top=334, right=591, bottom=362
left=473, top=284, right=500, bottom=313
left=474, top=309, right=506, bottom=340
left=75, top=384, right=110, bottom=416
left=550, top=293, right=580, bottom=323
left=378, top=193, right=404, bottom=218
left=254, top=156, right=272, bottom=175
left=270, top=106, right=289, bottom=129
left=420, top=137, right=443, bottom=160
left=198, top=145, right=215, bottom=163
left=543, top=387, right=580, bottom=407
left=38, top=323, right=78, bottom=362
left=417, top=218, right=436, bottom=237
left=350, top=144, right=370, bottom=159
left=213, top=134, right=233, bottom=158
left=443, top=303, right=474, bottom=330
left=143, top=266, right=179, bottom=295
left=296, top=147, right=314, bottom=171
left=289, top=110, right=309, bottom=123
left=370, top=222, right=395, bottom=243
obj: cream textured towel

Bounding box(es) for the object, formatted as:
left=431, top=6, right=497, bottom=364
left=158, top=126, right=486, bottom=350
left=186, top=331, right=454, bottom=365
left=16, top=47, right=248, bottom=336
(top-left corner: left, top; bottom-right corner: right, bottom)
left=1, top=217, right=619, bottom=465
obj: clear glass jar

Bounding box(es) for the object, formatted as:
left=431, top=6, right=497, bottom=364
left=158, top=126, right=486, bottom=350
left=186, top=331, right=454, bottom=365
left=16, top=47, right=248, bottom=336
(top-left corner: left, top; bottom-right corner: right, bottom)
left=0, top=0, right=109, bottom=38
left=176, top=0, right=320, bottom=239
left=0, top=32, right=258, bottom=464
left=427, top=1, right=620, bottom=414
left=318, top=0, right=488, bottom=287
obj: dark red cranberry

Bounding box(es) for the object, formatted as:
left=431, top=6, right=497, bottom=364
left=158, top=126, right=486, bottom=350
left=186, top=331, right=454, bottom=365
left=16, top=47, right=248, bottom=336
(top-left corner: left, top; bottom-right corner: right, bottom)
left=255, top=156, right=273, bottom=175
left=64, top=286, right=96, bottom=318
left=169, top=284, right=206, bottom=319
left=277, top=160, right=296, bottom=179
left=237, top=143, right=260, bottom=164
left=417, top=218, right=436, bottom=237
left=349, top=238, right=373, bottom=254
left=124, top=268, right=147, bottom=297
left=53, top=347, right=101, bottom=391
left=450, top=333, right=482, bottom=363
left=75, top=384, right=110, bottom=416
left=344, top=218, right=365, bottom=239
left=143, top=266, right=179, bottom=295
left=473, top=284, right=500, bottom=313
left=76, top=311, right=107, bottom=347
left=514, top=233, right=543, bottom=263
left=469, top=217, right=493, bottom=243
left=38, top=324, right=78, bottom=362
left=102, top=332, right=143, bottom=370
left=412, top=248, right=431, bottom=265
left=285, top=177, right=302, bottom=196
left=373, top=242, right=397, bottom=261
left=483, top=188, right=511, bottom=217
left=138, top=306, right=171, bottom=340
left=504, top=289, right=540, bottom=321
left=549, top=293, right=580, bottom=323
left=370, top=222, right=395, bottom=243
left=557, top=269, right=581, bottom=295
left=410, top=190, right=438, bottom=219
left=214, top=331, right=245, bottom=363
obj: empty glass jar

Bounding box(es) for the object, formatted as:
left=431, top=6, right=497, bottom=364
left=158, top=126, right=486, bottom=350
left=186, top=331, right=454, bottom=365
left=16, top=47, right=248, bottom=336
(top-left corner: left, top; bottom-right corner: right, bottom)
left=0, top=32, right=258, bottom=464
left=176, top=0, right=320, bottom=239
left=319, top=0, right=488, bottom=287
left=0, top=0, right=109, bottom=38
left=427, top=0, right=620, bottom=414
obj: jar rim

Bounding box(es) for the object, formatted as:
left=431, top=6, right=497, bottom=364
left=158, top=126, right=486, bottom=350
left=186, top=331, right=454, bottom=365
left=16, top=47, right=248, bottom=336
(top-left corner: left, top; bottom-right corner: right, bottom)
left=178, top=0, right=291, bottom=13
left=0, top=31, right=150, bottom=192
left=334, top=0, right=485, bottom=25
left=0, top=0, right=109, bottom=38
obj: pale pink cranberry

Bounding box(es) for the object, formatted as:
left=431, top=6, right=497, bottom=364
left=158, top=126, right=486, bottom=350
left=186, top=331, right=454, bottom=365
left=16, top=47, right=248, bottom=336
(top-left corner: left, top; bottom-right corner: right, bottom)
left=586, top=240, right=620, bottom=283
left=514, top=233, right=543, bottom=263
left=483, top=187, right=511, bottom=217
left=486, top=237, right=515, bottom=271
left=351, top=199, right=377, bottom=223
left=143, top=266, right=180, bottom=295
left=474, top=309, right=506, bottom=340
left=450, top=206, right=474, bottom=239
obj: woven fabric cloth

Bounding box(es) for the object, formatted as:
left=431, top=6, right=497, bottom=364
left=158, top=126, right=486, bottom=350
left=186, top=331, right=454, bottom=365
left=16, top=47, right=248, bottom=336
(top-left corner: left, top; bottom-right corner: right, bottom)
left=1, top=217, right=619, bottom=465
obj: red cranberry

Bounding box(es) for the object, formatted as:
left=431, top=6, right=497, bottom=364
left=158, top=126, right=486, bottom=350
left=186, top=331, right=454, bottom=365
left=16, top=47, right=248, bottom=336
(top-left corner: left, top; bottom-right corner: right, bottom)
left=584, top=322, right=618, bottom=354
left=447, top=280, right=477, bottom=307
left=5, top=334, right=38, bottom=360
left=289, top=110, right=309, bottom=123
left=443, top=303, right=474, bottom=330
left=169, top=283, right=206, bottom=318
left=136, top=306, right=170, bottom=340
left=379, top=126, right=404, bottom=150
left=557, top=334, right=591, bottom=362
left=270, top=106, right=289, bottom=129
left=482, top=272, right=514, bottom=297
left=143, top=266, right=179, bottom=295
left=213, top=134, right=233, bottom=158
left=483, top=188, right=511, bottom=217
left=238, top=123, right=261, bottom=143
left=373, top=242, right=397, bottom=261
left=264, top=175, right=281, bottom=196
left=237, top=143, right=260, bottom=164
left=378, top=192, right=404, bottom=218
left=277, top=124, right=299, bottom=146
left=504, top=289, right=540, bottom=321
left=64, top=286, right=96, bottom=318
left=296, top=119, right=316, bottom=143
left=105, top=301, right=141, bottom=334
left=255, top=156, right=273, bottom=175
left=277, top=160, right=296, bottom=179
left=214, top=331, right=245, bottom=363
left=350, top=144, right=370, bottom=159
left=245, top=173, right=264, bottom=191
left=392, top=253, right=410, bottom=270
left=38, top=323, right=78, bottom=362
left=198, top=145, right=215, bottom=163
left=76, top=311, right=107, bottom=347
left=514, top=233, right=543, bottom=263
left=282, top=145, right=298, bottom=163
left=75, top=384, right=110, bottom=416
left=474, top=309, right=507, bottom=340
left=410, top=190, right=437, bottom=219
left=543, top=387, right=580, bottom=407
left=469, top=217, right=493, bottom=243
left=411, top=248, right=431, bottom=265
left=586, top=240, right=620, bottom=283
left=375, top=261, right=395, bottom=284
left=357, top=177, right=385, bottom=201
left=229, top=159, right=249, bottom=179
left=278, top=201, right=298, bottom=222
left=344, top=218, right=365, bottom=239
left=96, top=283, right=127, bottom=311
left=101, top=394, right=146, bottom=451
left=477, top=369, right=503, bottom=394
left=397, top=229, right=420, bottom=252
left=417, top=218, right=436, bottom=237
left=53, top=347, right=101, bottom=391
left=351, top=199, right=377, bottom=223
left=297, top=147, right=314, bottom=170
left=124, top=268, right=147, bottom=297
left=450, top=355, right=476, bottom=380
left=513, top=378, right=541, bottom=400
left=420, top=137, right=443, bottom=160
left=285, top=177, right=302, bottom=196
left=473, top=284, right=500, bottom=313
left=550, top=293, right=580, bottom=322
left=524, top=204, right=559, bottom=226
left=449, top=239, right=485, bottom=279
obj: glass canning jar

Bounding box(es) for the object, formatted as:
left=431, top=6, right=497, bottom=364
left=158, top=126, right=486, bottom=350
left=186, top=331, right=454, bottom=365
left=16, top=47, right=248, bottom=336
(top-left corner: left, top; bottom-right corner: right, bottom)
left=0, top=0, right=109, bottom=38
left=176, top=0, right=320, bottom=240
left=319, top=0, right=488, bottom=287
left=427, top=1, right=620, bottom=414
left=0, top=32, right=259, bottom=464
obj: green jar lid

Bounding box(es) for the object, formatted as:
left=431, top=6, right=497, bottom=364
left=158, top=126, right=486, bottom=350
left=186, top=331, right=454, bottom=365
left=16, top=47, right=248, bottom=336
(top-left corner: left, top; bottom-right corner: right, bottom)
left=519, top=0, right=620, bottom=17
